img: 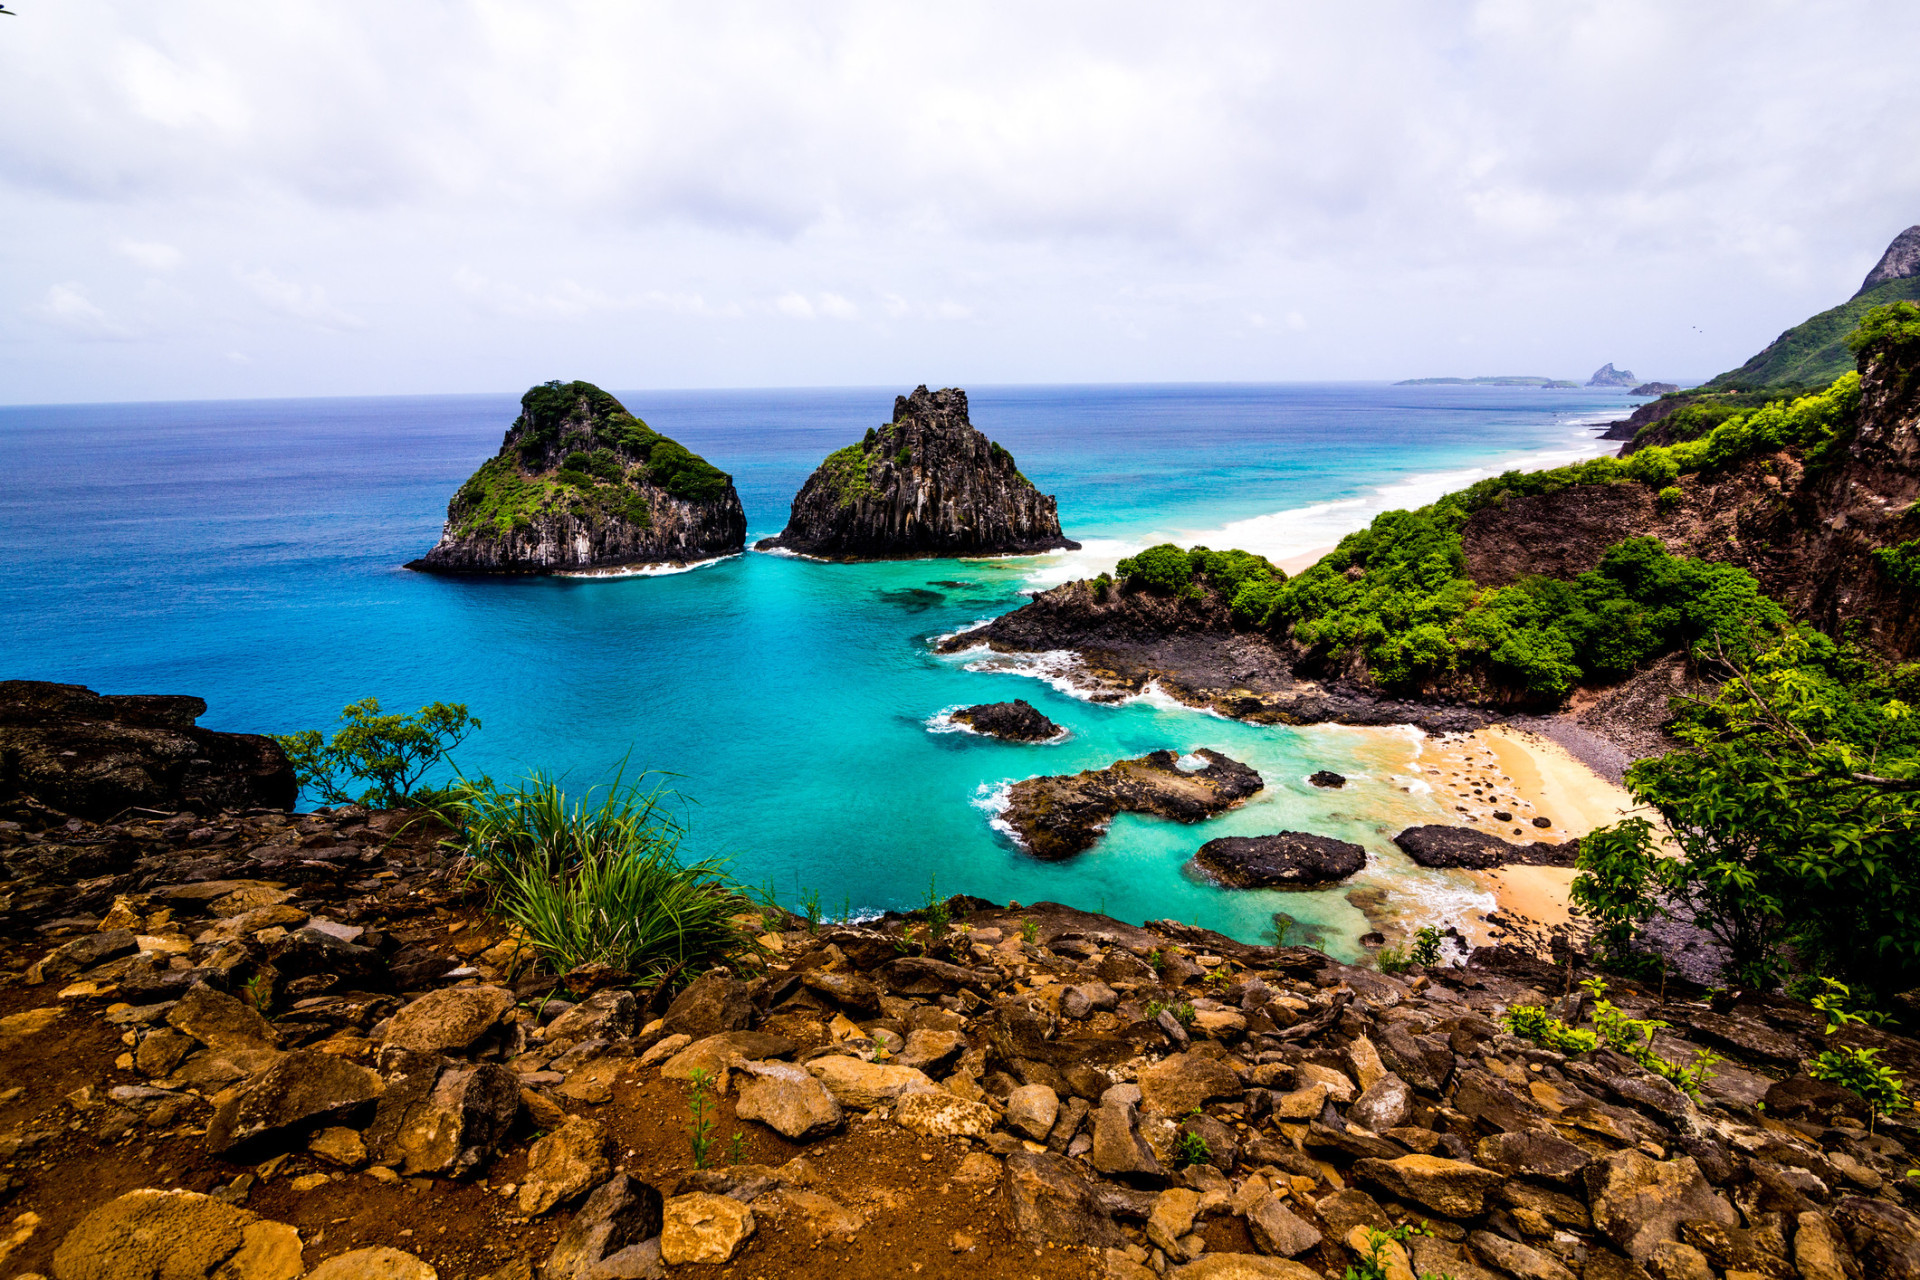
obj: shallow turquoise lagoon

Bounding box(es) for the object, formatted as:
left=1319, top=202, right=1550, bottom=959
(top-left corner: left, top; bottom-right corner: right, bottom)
left=0, top=382, right=1637, bottom=953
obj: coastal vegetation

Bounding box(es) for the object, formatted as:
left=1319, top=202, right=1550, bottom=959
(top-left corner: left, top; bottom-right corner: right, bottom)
left=273, top=697, right=479, bottom=809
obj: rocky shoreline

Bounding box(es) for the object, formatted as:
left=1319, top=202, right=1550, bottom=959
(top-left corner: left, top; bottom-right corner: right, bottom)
left=1001, top=750, right=1264, bottom=861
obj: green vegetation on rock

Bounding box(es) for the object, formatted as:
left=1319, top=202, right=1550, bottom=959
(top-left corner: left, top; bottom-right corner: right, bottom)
left=274, top=698, right=480, bottom=809
left=819, top=443, right=879, bottom=509
left=1706, top=276, right=1920, bottom=391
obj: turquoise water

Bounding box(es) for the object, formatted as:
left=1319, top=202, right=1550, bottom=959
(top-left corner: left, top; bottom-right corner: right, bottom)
left=0, top=383, right=1636, bottom=953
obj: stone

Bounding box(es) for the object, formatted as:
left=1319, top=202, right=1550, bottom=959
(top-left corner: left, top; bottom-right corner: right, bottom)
left=803, top=1056, right=932, bottom=1109
left=797, top=970, right=884, bottom=1014
left=658, top=1031, right=794, bottom=1084
left=381, top=987, right=514, bottom=1055
left=1349, top=1074, right=1412, bottom=1133
left=1469, top=1231, right=1577, bottom=1280
left=892, top=1091, right=995, bottom=1139
left=166, top=984, right=279, bottom=1052
left=1090, top=1101, right=1161, bottom=1179
left=136, top=1028, right=195, bottom=1078
left=1272, top=1083, right=1329, bottom=1120
left=1147, top=1188, right=1201, bottom=1253
left=1832, top=1195, right=1920, bottom=1279
left=519, top=1115, right=610, bottom=1215
left=1166, top=1256, right=1321, bottom=1280
left=1391, top=824, right=1576, bottom=870
left=305, top=1247, right=438, bottom=1278
left=50, top=1188, right=303, bottom=1280
left=556, top=1059, right=627, bottom=1105
left=545, top=1175, right=665, bottom=1280
left=1644, top=1241, right=1714, bottom=1280
left=660, top=972, right=754, bottom=1038
left=659, top=1193, right=755, bottom=1265
left=1352, top=1155, right=1503, bottom=1218
left=1345, top=1227, right=1416, bottom=1280
left=1347, top=1036, right=1387, bottom=1092
left=207, top=1050, right=385, bottom=1154
left=543, top=990, right=637, bottom=1044
left=1474, top=1129, right=1592, bottom=1188
left=1001, top=750, right=1264, bottom=860
left=877, top=956, right=993, bottom=996
left=949, top=698, right=1063, bottom=741
left=1246, top=1194, right=1321, bottom=1257
left=366, top=1060, right=520, bottom=1178
left=756, top=385, right=1078, bottom=560
left=1192, top=832, right=1367, bottom=889
left=1585, top=1150, right=1737, bottom=1263
left=1007, top=1084, right=1061, bottom=1142
left=308, top=1127, right=367, bottom=1168
left=1138, top=1052, right=1243, bottom=1116
left=25, top=928, right=138, bottom=985
left=1793, top=1209, right=1858, bottom=1280
left=1003, top=1151, right=1125, bottom=1248
left=895, top=1028, right=965, bottom=1073
left=1294, top=1061, right=1355, bottom=1104
left=734, top=1061, right=843, bottom=1140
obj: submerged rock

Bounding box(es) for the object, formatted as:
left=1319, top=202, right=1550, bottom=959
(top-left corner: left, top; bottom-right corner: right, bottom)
left=1391, top=824, right=1578, bottom=870
left=409, top=380, right=745, bottom=575
left=757, top=386, right=1079, bottom=560
left=950, top=699, right=1062, bottom=742
left=1191, top=833, right=1366, bottom=889
left=1307, top=770, right=1346, bottom=788
left=1002, top=749, right=1263, bottom=860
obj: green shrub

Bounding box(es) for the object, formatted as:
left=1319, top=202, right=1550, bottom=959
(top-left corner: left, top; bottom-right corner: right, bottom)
left=1847, top=300, right=1920, bottom=359
left=1117, top=543, right=1194, bottom=593
left=647, top=439, right=732, bottom=503
left=1657, top=485, right=1683, bottom=511
left=1501, top=1004, right=1599, bottom=1055
left=1571, top=817, right=1664, bottom=966
left=452, top=773, right=750, bottom=985
left=1809, top=1046, right=1908, bottom=1130
left=819, top=444, right=877, bottom=508
left=1376, top=944, right=1413, bottom=975
left=1410, top=926, right=1444, bottom=967
left=1875, top=539, right=1920, bottom=589
left=274, top=698, right=480, bottom=809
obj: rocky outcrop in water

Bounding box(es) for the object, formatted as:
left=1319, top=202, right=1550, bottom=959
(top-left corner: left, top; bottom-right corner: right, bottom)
left=0, top=680, right=294, bottom=820
left=1191, top=833, right=1366, bottom=889
left=409, top=380, right=746, bottom=575
left=1391, top=824, right=1578, bottom=870
left=1002, top=749, right=1262, bottom=860
left=1629, top=381, right=1680, bottom=397
left=756, top=386, right=1078, bottom=560
left=1587, top=363, right=1637, bottom=388
left=951, top=700, right=1062, bottom=742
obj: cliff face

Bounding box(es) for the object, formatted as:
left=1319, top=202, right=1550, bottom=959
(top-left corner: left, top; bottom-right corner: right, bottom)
left=1468, top=337, right=1920, bottom=659
left=757, top=386, right=1079, bottom=561
left=409, top=381, right=746, bottom=574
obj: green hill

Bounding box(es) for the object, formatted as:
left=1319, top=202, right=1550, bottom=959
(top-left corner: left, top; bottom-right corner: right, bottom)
left=1704, top=274, right=1920, bottom=390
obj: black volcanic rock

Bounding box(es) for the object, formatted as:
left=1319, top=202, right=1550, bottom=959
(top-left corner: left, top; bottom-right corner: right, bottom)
left=1001, top=749, right=1262, bottom=860
left=1192, top=832, right=1366, bottom=889
left=1308, top=770, right=1346, bottom=788
left=410, top=380, right=746, bottom=575
left=951, top=700, right=1062, bottom=742
left=756, top=386, right=1079, bottom=561
left=0, top=680, right=295, bottom=819
left=1391, top=824, right=1577, bottom=870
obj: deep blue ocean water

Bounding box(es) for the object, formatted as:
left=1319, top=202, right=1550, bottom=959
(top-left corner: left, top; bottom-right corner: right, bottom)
left=0, top=382, right=1637, bottom=954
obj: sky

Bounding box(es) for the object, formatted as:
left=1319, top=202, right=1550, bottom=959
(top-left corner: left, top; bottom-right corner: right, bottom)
left=5, top=1, right=1920, bottom=404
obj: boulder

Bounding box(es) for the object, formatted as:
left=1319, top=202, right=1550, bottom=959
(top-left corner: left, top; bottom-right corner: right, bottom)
left=660, top=973, right=754, bottom=1039
left=1003, top=1151, right=1124, bottom=1249
left=950, top=700, right=1063, bottom=742
left=1191, top=833, right=1366, bottom=890
left=803, top=1056, right=933, bottom=1109
left=544, top=1175, right=664, bottom=1280
left=1003, top=749, right=1264, bottom=860
left=543, top=989, right=638, bottom=1044
left=659, top=1192, right=755, bottom=1265
left=366, top=1060, right=520, bottom=1177
left=1474, top=1130, right=1593, bottom=1188
left=733, top=1061, right=843, bottom=1140
left=1308, top=770, right=1346, bottom=788
left=0, top=679, right=295, bottom=819
left=1246, top=1195, right=1321, bottom=1257
left=206, top=1050, right=385, bottom=1154
left=1006, top=1084, right=1061, bottom=1142
left=658, top=1031, right=795, bottom=1084
left=1146, top=1187, right=1201, bottom=1253
left=1584, top=1150, right=1737, bottom=1263
left=50, top=1187, right=303, bottom=1280
left=166, top=984, right=280, bottom=1052
left=1391, top=825, right=1576, bottom=870
left=894, top=1091, right=996, bottom=1139
left=796, top=970, right=882, bottom=1015
left=1090, top=1101, right=1162, bottom=1179
left=1352, top=1155, right=1503, bottom=1218
left=26, top=928, right=138, bottom=985
left=305, top=1248, right=438, bottom=1279
left=518, top=1115, right=610, bottom=1215
left=381, top=987, right=515, bottom=1056
left=876, top=956, right=992, bottom=996
left=895, top=1028, right=965, bottom=1073
left=1348, top=1074, right=1412, bottom=1133
left=1468, top=1231, right=1577, bottom=1280
left=1833, top=1196, right=1920, bottom=1279
left=1138, top=1053, right=1244, bottom=1116
left=1167, top=1256, right=1321, bottom=1280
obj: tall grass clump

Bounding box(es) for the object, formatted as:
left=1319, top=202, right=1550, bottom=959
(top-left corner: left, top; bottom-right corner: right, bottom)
left=448, top=772, right=751, bottom=988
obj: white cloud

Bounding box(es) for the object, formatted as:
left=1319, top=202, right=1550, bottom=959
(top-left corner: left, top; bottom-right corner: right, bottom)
left=114, top=239, right=184, bottom=272
left=237, top=267, right=364, bottom=331
left=32, top=283, right=136, bottom=340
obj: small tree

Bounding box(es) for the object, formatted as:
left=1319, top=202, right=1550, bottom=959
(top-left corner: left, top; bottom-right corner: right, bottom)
left=274, top=698, right=479, bottom=808
left=1570, top=817, right=1665, bottom=967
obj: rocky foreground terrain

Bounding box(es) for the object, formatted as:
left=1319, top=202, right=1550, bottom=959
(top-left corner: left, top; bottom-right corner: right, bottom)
left=5, top=780, right=1920, bottom=1279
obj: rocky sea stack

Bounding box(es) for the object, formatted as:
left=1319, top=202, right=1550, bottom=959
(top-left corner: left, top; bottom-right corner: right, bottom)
left=757, top=386, right=1079, bottom=560
left=409, top=380, right=746, bottom=575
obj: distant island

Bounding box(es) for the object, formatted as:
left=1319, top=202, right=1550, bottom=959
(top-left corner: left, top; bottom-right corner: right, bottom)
left=1393, top=375, right=1581, bottom=387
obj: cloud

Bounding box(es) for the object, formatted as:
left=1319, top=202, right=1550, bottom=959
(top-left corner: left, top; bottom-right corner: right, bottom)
left=113, top=239, right=184, bottom=272
left=31, top=283, right=136, bottom=340
left=237, top=267, right=364, bottom=331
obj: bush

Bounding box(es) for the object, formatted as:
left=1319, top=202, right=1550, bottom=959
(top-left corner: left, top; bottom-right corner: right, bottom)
left=1116, top=543, right=1194, bottom=593
left=1657, top=485, right=1683, bottom=511
left=274, top=699, right=479, bottom=809
left=647, top=439, right=732, bottom=503
left=1847, top=300, right=1920, bottom=359
left=452, top=773, right=751, bottom=985
left=1809, top=1046, right=1908, bottom=1130
left=1571, top=818, right=1664, bottom=966
left=1875, top=538, right=1920, bottom=589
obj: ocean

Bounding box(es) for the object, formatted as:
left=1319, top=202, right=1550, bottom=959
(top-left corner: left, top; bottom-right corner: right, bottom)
left=0, top=382, right=1636, bottom=955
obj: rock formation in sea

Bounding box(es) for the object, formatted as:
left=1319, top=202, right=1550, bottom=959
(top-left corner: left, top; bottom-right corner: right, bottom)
left=1191, top=832, right=1367, bottom=889
left=1391, top=824, right=1578, bottom=870
left=1628, top=381, right=1680, bottom=396
left=1000, top=749, right=1262, bottom=860
left=950, top=699, right=1062, bottom=742
left=0, top=680, right=295, bottom=819
left=1586, top=363, right=1638, bottom=388
left=756, top=386, right=1079, bottom=561
left=409, top=380, right=746, bottom=575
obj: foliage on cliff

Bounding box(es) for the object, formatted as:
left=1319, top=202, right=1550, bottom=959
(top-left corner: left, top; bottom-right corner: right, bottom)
left=1114, top=544, right=1281, bottom=608
left=1705, top=271, right=1920, bottom=392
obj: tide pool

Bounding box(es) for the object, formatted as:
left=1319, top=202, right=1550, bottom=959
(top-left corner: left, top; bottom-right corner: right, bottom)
left=0, top=382, right=1636, bottom=954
